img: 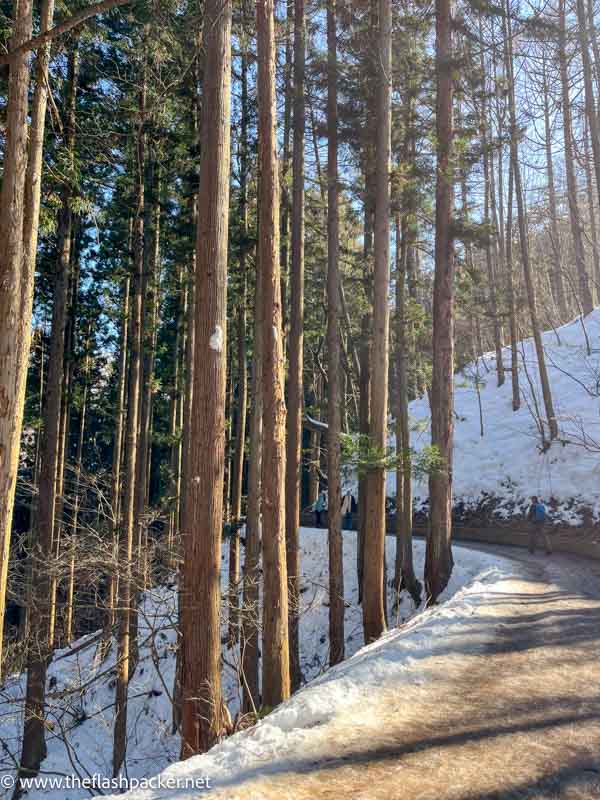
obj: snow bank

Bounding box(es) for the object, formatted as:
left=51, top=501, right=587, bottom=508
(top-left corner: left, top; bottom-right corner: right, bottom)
left=399, top=310, right=600, bottom=523
left=100, top=545, right=520, bottom=799
left=0, top=532, right=511, bottom=799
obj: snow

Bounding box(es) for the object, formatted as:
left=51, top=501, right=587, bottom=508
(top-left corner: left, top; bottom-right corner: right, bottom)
left=398, top=310, right=600, bottom=524
left=0, top=530, right=514, bottom=799
left=98, top=542, right=519, bottom=799
left=209, top=326, right=223, bottom=352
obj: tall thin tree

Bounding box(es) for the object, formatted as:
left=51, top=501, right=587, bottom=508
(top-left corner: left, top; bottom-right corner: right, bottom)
left=285, top=0, right=306, bottom=690
left=363, top=0, right=392, bottom=642
left=0, top=0, right=34, bottom=675
left=558, top=0, right=594, bottom=315
left=180, top=0, right=232, bottom=755
left=19, top=46, right=80, bottom=778
left=504, top=0, right=558, bottom=442
left=425, top=0, right=455, bottom=603
left=257, top=0, right=291, bottom=709
left=326, top=0, right=344, bottom=664
left=113, top=77, right=146, bottom=777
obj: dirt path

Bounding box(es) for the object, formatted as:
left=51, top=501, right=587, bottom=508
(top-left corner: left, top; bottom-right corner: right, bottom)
left=211, top=550, right=600, bottom=800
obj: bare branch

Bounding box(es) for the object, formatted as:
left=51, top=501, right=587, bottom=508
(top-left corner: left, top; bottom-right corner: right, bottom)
left=0, top=0, right=133, bottom=66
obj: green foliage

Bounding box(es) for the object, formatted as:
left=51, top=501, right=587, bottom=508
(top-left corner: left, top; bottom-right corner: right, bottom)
left=341, top=433, right=445, bottom=479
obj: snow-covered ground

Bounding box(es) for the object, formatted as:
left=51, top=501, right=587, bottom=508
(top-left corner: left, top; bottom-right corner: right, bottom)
left=0, top=530, right=514, bottom=799
left=401, top=309, right=600, bottom=523
left=98, top=543, right=520, bottom=800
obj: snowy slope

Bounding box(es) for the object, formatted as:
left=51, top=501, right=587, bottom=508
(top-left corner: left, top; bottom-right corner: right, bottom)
left=0, top=531, right=510, bottom=799
left=401, top=310, right=600, bottom=523
left=98, top=546, right=519, bottom=800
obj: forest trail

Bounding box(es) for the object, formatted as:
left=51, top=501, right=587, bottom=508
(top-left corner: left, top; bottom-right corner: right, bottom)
left=209, top=551, right=600, bottom=800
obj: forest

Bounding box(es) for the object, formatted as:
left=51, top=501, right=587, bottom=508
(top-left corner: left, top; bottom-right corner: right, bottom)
left=1, top=0, right=600, bottom=795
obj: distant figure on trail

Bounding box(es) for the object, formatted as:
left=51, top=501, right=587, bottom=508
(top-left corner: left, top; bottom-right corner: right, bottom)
left=341, top=490, right=356, bottom=529
left=314, top=490, right=328, bottom=528
left=527, top=496, right=552, bottom=555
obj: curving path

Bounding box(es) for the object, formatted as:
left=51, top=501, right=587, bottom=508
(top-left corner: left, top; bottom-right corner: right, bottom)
left=211, top=547, right=600, bottom=800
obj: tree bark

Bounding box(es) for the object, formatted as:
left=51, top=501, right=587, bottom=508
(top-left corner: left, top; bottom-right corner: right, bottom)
left=583, top=122, right=600, bottom=293
left=106, top=268, right=130, bottom=650
left=477, top=20, right=505, bottom=387
left=285, top=0, right=305, bottom=692
left=113, top=77, right=146, bottom=777
left=257, top=0, right=291, bottom=710
left=179, top=0, right=232, bottom=755
left=363, top=0, right=392, bottom=642
left=505, top=149, right=520, bottom=412
left=326, top=0, right=344, bottom=665
left=166, top=266, right=185, bottom=569
left=0, top=0, right=34, bottom=678
left=18, top=46, right=79, bottom=779
left=576, top=0, right=600, bottom=234
left=242, top=251, right=263, bottom=714
left=504, top=1, right=558, bottom=441
left=134, top=158, right=161, bottom=600
left=228, top=278, right=247, bottom=644
left=558, top=0, right=594, bottom=315
left=279, top=0, right=293, bottom=354
left=394, top=215, right=420, bottom=604
left=64, top=326, right=91, bottom=643
left=425, top=0, right=455, bottom=603
left=541, top=55, right=567, bottom=316
left=357, top=321, right=371, bottom=605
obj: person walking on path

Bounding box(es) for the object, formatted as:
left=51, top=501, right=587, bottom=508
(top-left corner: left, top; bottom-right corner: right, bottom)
left=527, top=495, right=552, bottom=555
left=314, top=490, right=328, bottom=528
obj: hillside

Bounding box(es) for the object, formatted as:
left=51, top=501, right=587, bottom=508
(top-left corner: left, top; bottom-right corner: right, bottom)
left=401, top=310, right=600, bottom=523
left=0, top=531, right=503, bottom=799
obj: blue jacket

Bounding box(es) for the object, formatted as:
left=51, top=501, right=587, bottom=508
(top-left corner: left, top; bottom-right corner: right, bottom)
left=528, top=502, right=547, bottom=524
left=315, top=494, right=327, bottom=512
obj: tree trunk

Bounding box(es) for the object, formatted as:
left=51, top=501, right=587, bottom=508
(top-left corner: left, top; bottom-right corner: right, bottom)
left=425, top=0, right=455, bottom=603
left=257, top=0, right=291, bottom=709
left=64, top=324, right=91, bottom=643
left=505, top=150, right=520, bottom=412
left=227, top=54, right=250, bottom=639
left=285, top=0, right=305, bottom=692
left=180, top=0, right=232, bottom=755
left=357, top=317, right=371, bottom=605
left=587, top=0, right=600, bottom=100
left=541, top=55, right=567, bottom=316
left=106, top=269, right=130, bottom=651
left=576, top=0, right=600, bottom=234
left=279, top=0, right=293, bottom=355
left=228, top=279, right=247, bottom=644
left=363, top=0, right=392, bottom=642
left=173, top=199, right=197, bottom=734
left=166, top=266, right=184, bottom=569
left=583, top=122, right=600, bottom=292
left=394, top=215, right=420, bottom=604
left=0, top=0, right=34, bottom=677
left=11, top=0, right=57, bottom=664
left=505, top=1, right=558, bottom=441
left=18, top=46, right=79, bottom=780
left=242, top=250, right=263, bottom=714
left=559, top=0, right=594, bottom=315
left=134, top=159, right=161, bottom=602
left=325, top=0, right=344, bottom=665
left=113, top=78, right=146, bottom=777
left=477, top=20, right=505, bottom=387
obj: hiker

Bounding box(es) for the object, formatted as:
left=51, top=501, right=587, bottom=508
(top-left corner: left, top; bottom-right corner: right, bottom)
left=341, top=490, right=356, bottom=529
left=527, top=496, right=552, bottom=555
left=314, top=490, right=327, bottom=528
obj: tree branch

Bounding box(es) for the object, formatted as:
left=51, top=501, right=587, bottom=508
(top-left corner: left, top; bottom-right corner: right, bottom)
left=0, top=0, right=133, bottom=66
left=304, top=413, right=328, bottom=435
